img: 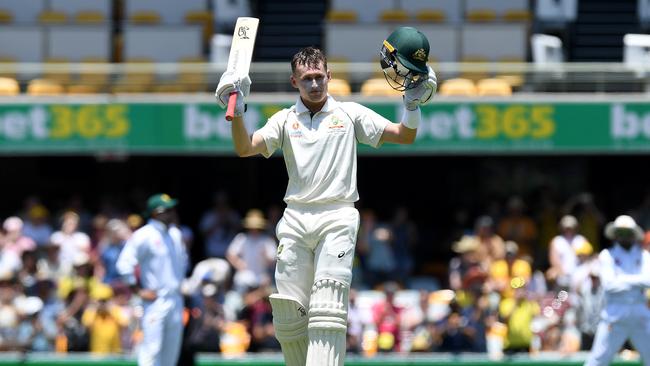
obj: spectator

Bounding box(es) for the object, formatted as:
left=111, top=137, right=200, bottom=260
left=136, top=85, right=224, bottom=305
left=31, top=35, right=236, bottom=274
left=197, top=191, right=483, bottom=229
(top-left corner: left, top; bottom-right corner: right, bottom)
left=498, top=281, right=540, bottom=354
left=34, top=277, right=63, bottom=352
left=474, top=215, right=505, bottom=266
left=22, top=205, right=53, bottom=248
left=18, top=248, right=39, bottom=295
left=437, top=311, right=475, bottom=353
left=2, top=217, right=36, bottom=258
left=372, top=282, right=403, bottom=352
left=547, top=215, right=587, bottom=290
left=36, top=241, right=64, bottom=280
left=226, top=209, right=277, bottom=292
left=574, top=263, right=604, bottom=351
left=497, top=196, right=538, bottom=257
left=489, top=241, right=532, bottom=298
left=97, top=219, right=130, bottom=285
left=199, top=191, right=241, bottom=259
left=82, top=284, right=128, bottom=354
left=50, top=211, right=91, bottom=276
left=564, top=193, right=605, bottom=251
left=14, top=296, right=49, bottom=352
left=184, top=283, right=225, bottom=353
left=0, top=272, right=19, bottom=350
left=346, top=288, right=363, bottom=354
left=363, top=225, right=396, bottom=288
left=0, top=228, right=21, bottom=275
left=238, top=283, right=278, bottom=352
left=569, top=239, right=596, bottom=292
left=448, top=235, right=485, bottom=292
left=390, top=207, right=418, bottom=284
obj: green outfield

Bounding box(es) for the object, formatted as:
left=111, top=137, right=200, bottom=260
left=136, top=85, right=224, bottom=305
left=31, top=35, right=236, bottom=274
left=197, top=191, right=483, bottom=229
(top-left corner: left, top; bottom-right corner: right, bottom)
left=0, top=353, right=640, bottom=366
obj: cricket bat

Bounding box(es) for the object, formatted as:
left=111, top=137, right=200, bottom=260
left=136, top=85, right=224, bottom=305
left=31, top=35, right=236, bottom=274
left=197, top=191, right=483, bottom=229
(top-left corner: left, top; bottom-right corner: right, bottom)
left=225, top=17, right=259, bottom=121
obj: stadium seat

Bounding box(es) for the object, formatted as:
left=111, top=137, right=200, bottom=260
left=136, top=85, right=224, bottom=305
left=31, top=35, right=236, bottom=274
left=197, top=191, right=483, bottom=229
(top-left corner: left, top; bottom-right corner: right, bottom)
left=380, top=9, right=409, bottom=22
left=129, top=11, right=161, bottom=24
left=38, top=10, right=67, bottom=24
left=439, top=78, right=478, bottom=96
left=503, top=9, right=531, bottom=22
left=185, top=10, right=213, bottom=45
left=0, top=9, right=12, bottom=23
left=466, top=9, right=497, bottom=22
left=27, top=79, right=65, bottom=95
left=495, top=57, right=526, bottom=88
left=0, top=77, right=19, bottom=95
left=360, top=78, right=401, bottom=97
left=176, top=57, right=207, bottom=92
left=460, top=57, right=491, bottom=81
left=326, top=10, right=358, bottom=23
left=328, top=58, right=350, bottom=81
left=77, top=57, right=110, bottom=90
left=66, top=84, right=100, bottom=94
left=0, top=57, right=16, bottom=78
left=75, top=10, right=105, bottom=24
left=328, top=78, right=351, bottom=97
left=43, top=58, right=72, bottom=85
left=477, top=78, right=513, bottom=96
left=123, top=25, right=203, bottom=62
left=415, top=10, right=446, bottom=23
left=0, top=0, right=46, bottom=23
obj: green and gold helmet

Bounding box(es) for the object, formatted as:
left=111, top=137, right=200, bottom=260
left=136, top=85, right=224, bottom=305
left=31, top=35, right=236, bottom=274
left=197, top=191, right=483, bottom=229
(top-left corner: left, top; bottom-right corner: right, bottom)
left=380, top=27, right=430, bottom=91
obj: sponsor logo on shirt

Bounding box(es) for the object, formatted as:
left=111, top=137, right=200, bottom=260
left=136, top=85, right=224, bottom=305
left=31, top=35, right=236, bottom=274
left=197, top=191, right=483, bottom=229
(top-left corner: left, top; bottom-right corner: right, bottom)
left=327, top=116, right=346, bottom=134
left=289, top=121, right=303, bottom=138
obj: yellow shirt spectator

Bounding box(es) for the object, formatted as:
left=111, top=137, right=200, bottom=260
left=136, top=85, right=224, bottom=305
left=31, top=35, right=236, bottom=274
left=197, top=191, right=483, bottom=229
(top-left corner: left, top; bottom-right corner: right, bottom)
left=82, top=305, right=128, bottom=354
left=499, top=295, right=540, bottom=350
left=490, top=258, right=532, bottom=297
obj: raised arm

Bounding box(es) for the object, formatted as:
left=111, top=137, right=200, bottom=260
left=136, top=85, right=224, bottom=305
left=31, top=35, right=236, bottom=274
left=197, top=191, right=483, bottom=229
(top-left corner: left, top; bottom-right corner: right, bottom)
left=216, top=72, right=268, bottom=157
left=380, top=66, right=437, bottom=145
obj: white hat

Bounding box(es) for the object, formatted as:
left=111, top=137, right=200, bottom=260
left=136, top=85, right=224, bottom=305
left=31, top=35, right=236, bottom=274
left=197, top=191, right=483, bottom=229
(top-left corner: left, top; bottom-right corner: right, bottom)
left=559, top=215, right=578, bottom=229
left=15, top=296, right=43, bottom=316
left=604, top=215, right=644, bottom=241
left=2, top=217, right=23, bottom=232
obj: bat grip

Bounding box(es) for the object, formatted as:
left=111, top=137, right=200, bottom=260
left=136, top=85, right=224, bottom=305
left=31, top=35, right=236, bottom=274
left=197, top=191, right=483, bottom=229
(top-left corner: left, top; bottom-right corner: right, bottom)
left=225, top=91, right=238, bottom=121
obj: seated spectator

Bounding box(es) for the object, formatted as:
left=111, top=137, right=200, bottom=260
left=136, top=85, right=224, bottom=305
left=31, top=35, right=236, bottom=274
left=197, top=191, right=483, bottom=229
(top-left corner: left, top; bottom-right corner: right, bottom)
left=18, top=248, right=39, bottom=295
left=237, top=283, right=278, bottom=352
left=0, top=272, right=19, bottom=350
left=50, top=211, right=91, bottom=276
left=347, top=288, right=363, bottom=354
left=372, top=282, right=403, bottom=352
left=184, top=283, right=225, bottom=353
left=226, top=209, right=276, bottom=292
left=0, top=229, right=21, bottom=275
left=33, top=276, right=63, bottom=352
left=200, top=191, right=241, bottom=259
left=437, top=311, right=475, bottom=353
left=489, top=241, right=532, bottom=298
left=449, top=235, right=486, bottom=292
left=547, top=215, right=587, bottom=289
left=2, top=217, right=36, bottom=258
left=14, top=296, right=49, bottom=352
left=390, top=207, right=418, bottom=284
left=36, top=241, right=64, bottom=280
left=474, top=215, right=506, bottom=267
left=569, top=239, right=596, bottom=292
left=574, top=264, right=603, bottom=351
left=97, top=219, right=130, bottom=285
left=22, top=205, right=53, bottom=248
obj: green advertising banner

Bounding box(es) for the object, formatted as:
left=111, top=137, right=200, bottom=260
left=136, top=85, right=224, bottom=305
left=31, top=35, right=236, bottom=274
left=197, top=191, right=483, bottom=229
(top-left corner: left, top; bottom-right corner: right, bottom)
left=1, top=100, right=650, bottom=154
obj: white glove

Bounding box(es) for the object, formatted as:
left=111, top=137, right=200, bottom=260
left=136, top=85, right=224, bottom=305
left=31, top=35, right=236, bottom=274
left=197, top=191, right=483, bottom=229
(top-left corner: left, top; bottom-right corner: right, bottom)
left=403, top=66, right=437, bottom=111
left=215, top=71, right=251, bottom=117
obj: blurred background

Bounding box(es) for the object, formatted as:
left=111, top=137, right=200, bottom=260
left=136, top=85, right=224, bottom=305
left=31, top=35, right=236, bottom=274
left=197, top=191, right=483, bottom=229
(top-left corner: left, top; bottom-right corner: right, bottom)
left=0, top=0, right=649, bottom=365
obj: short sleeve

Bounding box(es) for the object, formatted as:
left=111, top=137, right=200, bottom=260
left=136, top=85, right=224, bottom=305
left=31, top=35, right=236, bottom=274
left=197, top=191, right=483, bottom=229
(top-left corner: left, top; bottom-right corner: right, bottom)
left=226, top=233, right=246, bottom=257
left=344, top=102, right=389, bottom=148
left=255, top=109, right=289, bottom=158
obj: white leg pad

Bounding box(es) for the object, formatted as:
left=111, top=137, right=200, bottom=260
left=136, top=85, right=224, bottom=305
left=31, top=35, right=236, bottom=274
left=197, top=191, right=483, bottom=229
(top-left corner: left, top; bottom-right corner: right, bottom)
left=269, top=294, right=309, bottom=366
left=306, top=279, right=348, bottom=366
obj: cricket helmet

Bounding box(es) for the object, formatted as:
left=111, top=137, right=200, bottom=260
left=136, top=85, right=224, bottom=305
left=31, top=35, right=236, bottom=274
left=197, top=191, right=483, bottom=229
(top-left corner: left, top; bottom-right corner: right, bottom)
left=380, top=26, right=430, bottom=91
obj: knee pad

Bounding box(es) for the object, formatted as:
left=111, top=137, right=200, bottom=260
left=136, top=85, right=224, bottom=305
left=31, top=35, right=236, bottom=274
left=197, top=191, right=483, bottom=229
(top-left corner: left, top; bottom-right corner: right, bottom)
left=306, top=279, right=349, bottom=366
left=269, top=294, right=308, bottom=366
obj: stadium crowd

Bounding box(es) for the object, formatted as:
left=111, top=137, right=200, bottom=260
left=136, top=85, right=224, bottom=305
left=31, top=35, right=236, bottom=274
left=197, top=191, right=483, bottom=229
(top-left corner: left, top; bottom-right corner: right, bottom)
left=0, top=191, right=648, bottom=358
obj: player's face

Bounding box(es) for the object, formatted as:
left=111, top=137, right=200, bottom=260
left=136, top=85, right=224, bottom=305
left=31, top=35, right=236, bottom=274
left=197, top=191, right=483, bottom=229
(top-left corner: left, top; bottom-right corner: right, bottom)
left=291, top=62, right=330, bottom=107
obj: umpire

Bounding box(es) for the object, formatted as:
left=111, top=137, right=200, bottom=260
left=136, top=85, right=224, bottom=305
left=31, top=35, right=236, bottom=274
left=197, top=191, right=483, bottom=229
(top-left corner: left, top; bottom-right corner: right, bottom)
left=117, top=193, right=188, bottom=366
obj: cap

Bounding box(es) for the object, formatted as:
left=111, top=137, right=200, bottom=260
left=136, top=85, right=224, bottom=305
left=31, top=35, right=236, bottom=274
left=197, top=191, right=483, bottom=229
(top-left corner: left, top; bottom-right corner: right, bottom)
left=385, top=27, right=429, bottom=74
left=147, top=193, right=178, bottom=215
left=559, top=215, right=578, bottom=229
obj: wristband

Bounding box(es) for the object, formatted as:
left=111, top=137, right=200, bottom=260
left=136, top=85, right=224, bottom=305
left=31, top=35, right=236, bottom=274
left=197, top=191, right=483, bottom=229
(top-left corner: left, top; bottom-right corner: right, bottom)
left=401, top=107, right=421, bottom=129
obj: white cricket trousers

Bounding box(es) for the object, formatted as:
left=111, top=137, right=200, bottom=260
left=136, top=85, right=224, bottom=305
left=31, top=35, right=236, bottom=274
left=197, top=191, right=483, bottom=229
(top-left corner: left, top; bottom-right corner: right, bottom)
left=585, top=313, right=650, bottom=366
left=274, top=203, right=360, bottom=307
left=138, top=294, right=184, bottom=366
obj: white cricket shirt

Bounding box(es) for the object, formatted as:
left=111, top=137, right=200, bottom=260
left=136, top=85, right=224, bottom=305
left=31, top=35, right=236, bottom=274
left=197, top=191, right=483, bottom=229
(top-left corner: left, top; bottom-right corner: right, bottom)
left=598, top=243, right=650, bottom=322
left=256, top=95, right=389, bottom=205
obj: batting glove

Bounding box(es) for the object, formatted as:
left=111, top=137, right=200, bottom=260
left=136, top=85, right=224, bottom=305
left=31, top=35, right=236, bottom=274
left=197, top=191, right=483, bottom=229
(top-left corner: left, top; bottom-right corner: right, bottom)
left=215, top=71, right=251, bottom=117
left=403, top=66, right=437, bottom=111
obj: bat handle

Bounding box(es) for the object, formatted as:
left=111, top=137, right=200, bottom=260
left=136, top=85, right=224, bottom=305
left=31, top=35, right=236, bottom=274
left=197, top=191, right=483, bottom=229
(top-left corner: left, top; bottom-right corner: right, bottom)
left=225, top=91, right=238, bottom=121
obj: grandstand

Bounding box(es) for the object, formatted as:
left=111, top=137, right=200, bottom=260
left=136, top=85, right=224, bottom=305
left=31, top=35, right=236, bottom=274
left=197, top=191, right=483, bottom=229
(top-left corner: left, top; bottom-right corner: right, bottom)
left=0, top=0, right=650, bottom=365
